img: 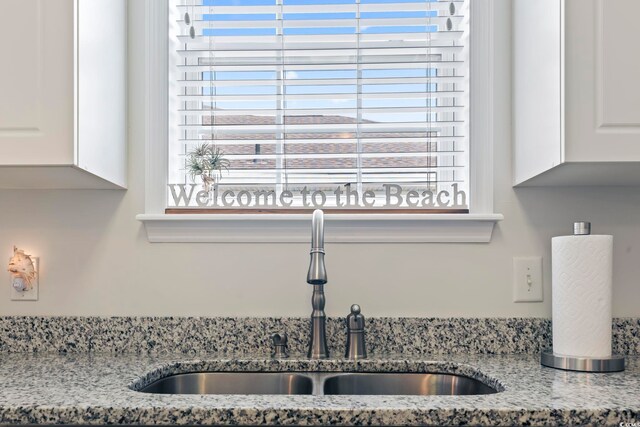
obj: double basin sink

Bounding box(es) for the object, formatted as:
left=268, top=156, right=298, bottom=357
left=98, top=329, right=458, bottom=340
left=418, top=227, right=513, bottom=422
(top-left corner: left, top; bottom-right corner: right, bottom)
left=139, top=372, right=498, bottom=396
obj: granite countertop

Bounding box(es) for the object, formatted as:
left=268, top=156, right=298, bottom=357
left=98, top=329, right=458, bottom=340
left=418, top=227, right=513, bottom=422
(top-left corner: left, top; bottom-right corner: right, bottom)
left=0, top=352, right=638, bottom=426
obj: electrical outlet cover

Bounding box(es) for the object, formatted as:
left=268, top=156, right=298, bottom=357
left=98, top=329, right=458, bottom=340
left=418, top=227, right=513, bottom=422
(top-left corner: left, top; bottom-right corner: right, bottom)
left=513, top=256, right=543, bottom=302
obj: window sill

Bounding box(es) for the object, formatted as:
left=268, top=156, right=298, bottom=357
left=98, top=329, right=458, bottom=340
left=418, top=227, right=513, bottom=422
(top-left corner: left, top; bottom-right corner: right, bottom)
left=136, top=213, right=503, bottom=243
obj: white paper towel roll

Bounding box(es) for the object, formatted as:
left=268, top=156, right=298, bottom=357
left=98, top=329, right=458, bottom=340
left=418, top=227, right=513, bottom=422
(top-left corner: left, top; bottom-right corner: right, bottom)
left=552, top=234, right=612, bottom=358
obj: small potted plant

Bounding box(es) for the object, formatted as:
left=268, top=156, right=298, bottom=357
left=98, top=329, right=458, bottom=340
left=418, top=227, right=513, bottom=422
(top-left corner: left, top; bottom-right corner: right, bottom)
left=185, top=143, right=230, bottom=193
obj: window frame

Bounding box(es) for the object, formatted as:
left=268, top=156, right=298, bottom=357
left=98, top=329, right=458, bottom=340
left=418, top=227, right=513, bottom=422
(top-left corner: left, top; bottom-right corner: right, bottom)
left=137, top=0, right=502, bottom=243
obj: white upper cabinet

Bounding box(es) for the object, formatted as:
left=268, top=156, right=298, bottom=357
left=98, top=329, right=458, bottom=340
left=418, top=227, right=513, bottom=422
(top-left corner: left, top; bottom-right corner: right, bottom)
left=513, top=0, right=640, bottom=186
left=0, top=0, right=126, bottom=189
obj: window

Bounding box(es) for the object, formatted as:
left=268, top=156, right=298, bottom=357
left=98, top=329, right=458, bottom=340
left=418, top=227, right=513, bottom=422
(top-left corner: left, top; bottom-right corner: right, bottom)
left=168, top=0, right=469, bottom=212
left=137, top=0, right=500, bottom=243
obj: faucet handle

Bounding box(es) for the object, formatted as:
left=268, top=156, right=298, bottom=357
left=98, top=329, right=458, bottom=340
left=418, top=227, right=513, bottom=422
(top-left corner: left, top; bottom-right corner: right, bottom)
left=345, top=304, right=367, bottom=359
left=271, top=333, right=289, bottom=359
left=347, top=304, right=365, bottom=331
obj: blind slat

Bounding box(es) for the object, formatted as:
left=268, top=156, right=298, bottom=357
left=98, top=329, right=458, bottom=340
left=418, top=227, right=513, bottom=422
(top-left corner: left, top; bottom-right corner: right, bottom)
left=182, top=16, right=464, bottom=29
left=177, top=92, right=465, bottom=101
left=176, top=30, right=466, bottom=43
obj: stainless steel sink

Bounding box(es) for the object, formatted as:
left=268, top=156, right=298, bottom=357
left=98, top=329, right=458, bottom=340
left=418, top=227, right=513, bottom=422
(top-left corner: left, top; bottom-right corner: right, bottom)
left=140, top=372, right=313, bottom=395
left=137, top=371, right=498, bottom=396
left=323, top=373, right=497, bottom=395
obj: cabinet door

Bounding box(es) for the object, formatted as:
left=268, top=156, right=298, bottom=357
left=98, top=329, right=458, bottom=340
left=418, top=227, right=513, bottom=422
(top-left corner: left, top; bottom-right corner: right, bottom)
left=76, top=0, right=127, bottom=187
left=565, top=0, right=640, bottom=162
left=0, top=0, right=74, bottom=165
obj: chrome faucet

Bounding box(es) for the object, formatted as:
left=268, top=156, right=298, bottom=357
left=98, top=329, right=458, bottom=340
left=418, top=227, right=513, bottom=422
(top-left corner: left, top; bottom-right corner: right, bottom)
left=307, top=209, right=329, bottom=359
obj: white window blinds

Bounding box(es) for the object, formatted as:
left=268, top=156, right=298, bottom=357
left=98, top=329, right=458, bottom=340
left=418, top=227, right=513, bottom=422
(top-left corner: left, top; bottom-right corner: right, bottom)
left=169, top=0, right=469, bottom=211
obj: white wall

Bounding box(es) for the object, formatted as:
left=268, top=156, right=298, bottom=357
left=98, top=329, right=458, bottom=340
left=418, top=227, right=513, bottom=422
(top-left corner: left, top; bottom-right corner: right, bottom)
left=0, top=0, right=639, bottom=318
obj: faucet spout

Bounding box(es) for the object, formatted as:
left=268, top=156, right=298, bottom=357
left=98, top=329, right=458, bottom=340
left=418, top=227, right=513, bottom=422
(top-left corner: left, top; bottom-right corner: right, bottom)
left=306, top=209, right=329, bottom=359
left=307, top=209, right=327, bottom=285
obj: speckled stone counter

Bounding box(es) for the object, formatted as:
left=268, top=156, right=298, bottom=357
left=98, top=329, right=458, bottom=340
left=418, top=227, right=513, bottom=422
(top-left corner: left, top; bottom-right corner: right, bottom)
left=0, top=317, right=639, bottom=426
left=0, top=352, right=638, bottom=426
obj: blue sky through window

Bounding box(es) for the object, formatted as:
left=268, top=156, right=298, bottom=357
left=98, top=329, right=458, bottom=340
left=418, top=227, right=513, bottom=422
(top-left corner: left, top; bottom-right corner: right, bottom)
left=196, top=0, right=448, bottom=125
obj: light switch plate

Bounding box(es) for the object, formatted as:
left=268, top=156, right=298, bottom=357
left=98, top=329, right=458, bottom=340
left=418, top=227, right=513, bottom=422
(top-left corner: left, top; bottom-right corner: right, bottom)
left=513, top=256, right=543, bottom=302
left=10, top=256, right=39, bottom=301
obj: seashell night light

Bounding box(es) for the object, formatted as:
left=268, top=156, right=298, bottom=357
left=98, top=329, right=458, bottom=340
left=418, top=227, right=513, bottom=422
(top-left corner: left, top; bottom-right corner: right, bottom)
left=8, top=247, right=37, bottom=292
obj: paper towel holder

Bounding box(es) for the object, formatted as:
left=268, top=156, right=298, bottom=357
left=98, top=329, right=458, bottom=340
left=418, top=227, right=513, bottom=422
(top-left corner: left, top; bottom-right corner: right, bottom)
left=541, top=351, right=624, bottom=373
left=573, top=221, right=591, bottom=235
left=542, top=220, right=624, bottom=372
